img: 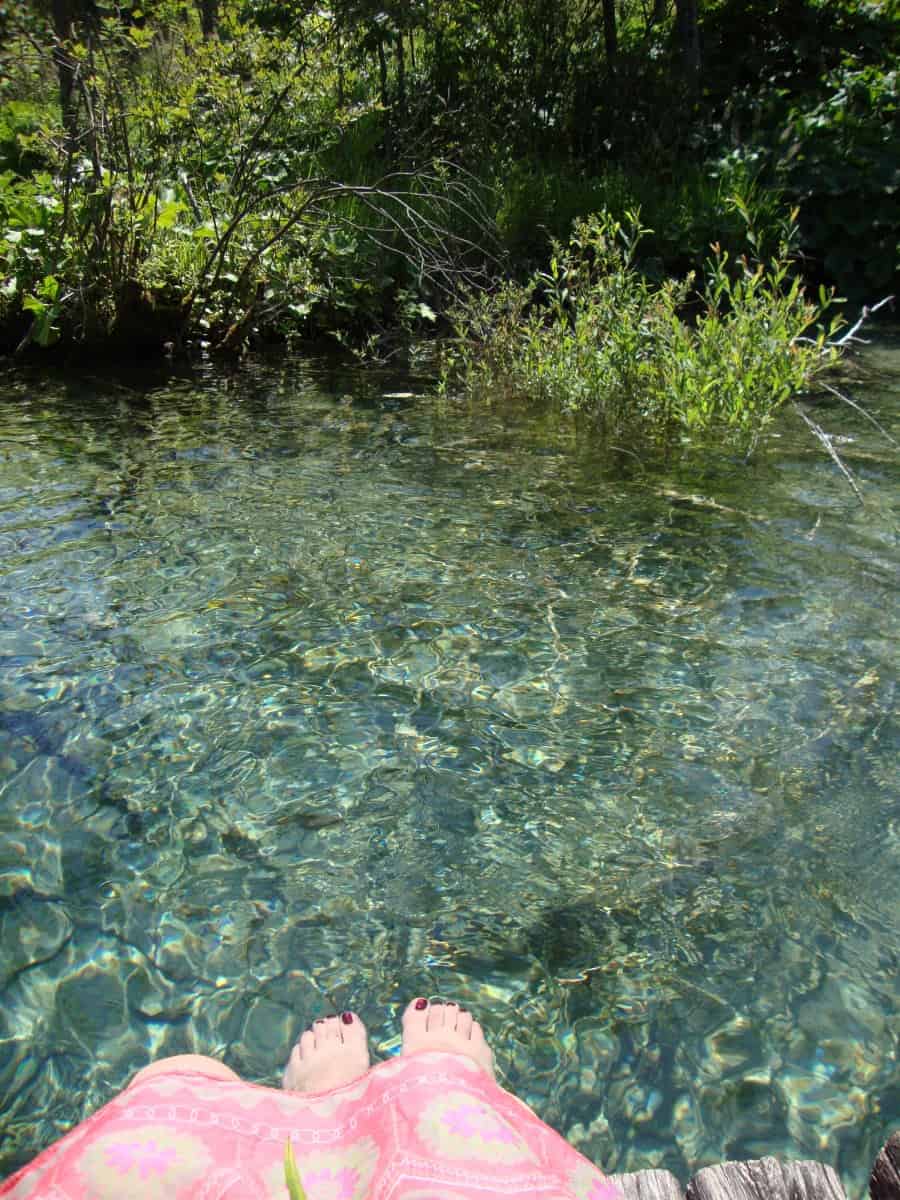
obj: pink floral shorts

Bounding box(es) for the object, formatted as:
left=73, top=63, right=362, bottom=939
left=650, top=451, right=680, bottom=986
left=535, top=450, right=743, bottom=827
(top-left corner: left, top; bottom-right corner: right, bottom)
left=1, top=1050, right=618, bottom=1200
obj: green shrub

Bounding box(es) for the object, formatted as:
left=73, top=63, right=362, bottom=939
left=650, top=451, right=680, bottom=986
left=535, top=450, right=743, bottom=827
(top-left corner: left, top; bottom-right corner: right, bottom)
left=444, top=207, right=842, bottom=453
left=0, top=100, right=57, bottom=176
left=777, top=65, right=899, bottom=299
left=0, top=11, right=490, bottom=356
left=493, top=158, right=788, bottom=279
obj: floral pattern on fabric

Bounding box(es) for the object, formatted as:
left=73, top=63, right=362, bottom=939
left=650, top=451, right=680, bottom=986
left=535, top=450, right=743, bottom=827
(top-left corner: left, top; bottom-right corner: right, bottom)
left=195, top=1165, right=272, bottom=1200
left=262, top=1135, right=378, bottom=1200
left=416, top=1090, right=536, bottom=1164
left=390, top=1190, right=475, bottom=1200
left=2, top=1047, right=617, bottom=1200
left=389, top=1189, right=568, bottom=1200
left=72, top=1123, right=214, bottom=1200
left=281, top=1070, right=374, bottom=1118
left=569, top=1160, right=621, bottom=1199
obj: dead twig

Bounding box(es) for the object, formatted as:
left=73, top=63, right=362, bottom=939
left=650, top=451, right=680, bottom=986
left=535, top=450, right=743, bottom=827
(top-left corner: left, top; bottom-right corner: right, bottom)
left=818, top=381, right=899, bottom=448
left=792, top=401, right=865, bottom=504
left=832, top=294, right=894, bottom=348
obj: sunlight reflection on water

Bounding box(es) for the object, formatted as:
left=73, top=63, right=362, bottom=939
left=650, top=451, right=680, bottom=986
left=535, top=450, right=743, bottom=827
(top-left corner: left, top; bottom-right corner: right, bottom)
left=0, top=348, right=898, bottom=1191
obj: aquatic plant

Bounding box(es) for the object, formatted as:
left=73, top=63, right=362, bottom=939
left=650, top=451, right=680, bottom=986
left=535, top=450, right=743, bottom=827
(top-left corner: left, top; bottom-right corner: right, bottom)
left=443, top=204, right=855, bottom=462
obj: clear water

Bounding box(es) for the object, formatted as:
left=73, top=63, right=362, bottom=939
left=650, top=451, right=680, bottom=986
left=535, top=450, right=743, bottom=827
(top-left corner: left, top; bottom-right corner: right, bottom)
left=0, top=343, right=897, bottom=1195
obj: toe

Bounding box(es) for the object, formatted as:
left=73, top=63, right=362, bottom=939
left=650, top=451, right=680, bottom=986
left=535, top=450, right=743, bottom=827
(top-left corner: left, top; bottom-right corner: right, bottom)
left=426, top=1002, right=443, bottom=1030
left=402, top=997, right=429, bottom=1035
left=340, top=1011, right=367, bottom=1046
left=282, top=1043, right=302, bottom=1089
left=470, top=1020, right=493, bottom=1068
left=456, top=1008, right=474, bottom=1039
left=429, top=1001, right=455, bottom=1030
left=320, top=1015, right=343, bottom=1044
left=299, top=1029, right=316, bottom=1059
left=443, top=1002, right=461, bottom=1030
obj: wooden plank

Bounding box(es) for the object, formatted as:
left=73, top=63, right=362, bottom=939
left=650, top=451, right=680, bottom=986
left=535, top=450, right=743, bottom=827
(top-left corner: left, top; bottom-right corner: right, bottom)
left=610, top=1169, right=685, bottom=1199
left=686, top=1156, right=847, bottom=1199
left=870, top=1132, right=900, bottom=1199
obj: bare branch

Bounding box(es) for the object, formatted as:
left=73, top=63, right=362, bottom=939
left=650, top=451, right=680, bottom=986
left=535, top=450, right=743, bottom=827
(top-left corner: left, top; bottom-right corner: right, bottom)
left=819, top=381, right=899, bottom=448
left=792, top=401, right=865, bottom=504
left=832, top=294, right=895, bottom=347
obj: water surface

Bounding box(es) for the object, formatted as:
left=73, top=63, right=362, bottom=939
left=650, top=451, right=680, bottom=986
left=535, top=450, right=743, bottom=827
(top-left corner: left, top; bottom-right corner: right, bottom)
left=1, top=345, right=898, bottom=1193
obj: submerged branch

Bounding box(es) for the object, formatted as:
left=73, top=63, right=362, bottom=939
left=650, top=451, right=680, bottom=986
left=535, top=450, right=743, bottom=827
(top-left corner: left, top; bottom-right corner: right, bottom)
left=819, top=381, right=899, bottom=448
left=792, top=402, right=865, bottom=504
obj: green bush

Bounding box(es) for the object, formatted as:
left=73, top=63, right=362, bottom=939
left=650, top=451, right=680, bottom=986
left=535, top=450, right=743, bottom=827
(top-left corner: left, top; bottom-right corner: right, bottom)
left=444, top=208, right=842, bottom=453
left=777, top=65, right=899, bottom=299
left=0, top=12, right=488, bottom=357
left=0, top=100, right=57, bottom=176
left=493, top=158, right=788, bottom=279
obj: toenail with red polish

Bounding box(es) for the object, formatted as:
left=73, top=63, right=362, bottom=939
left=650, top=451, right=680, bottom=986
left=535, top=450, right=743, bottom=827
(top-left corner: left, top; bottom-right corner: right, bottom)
left=414, top=998, right=427, bottom=1010
left=341, top=1011, right=353, bottom=1024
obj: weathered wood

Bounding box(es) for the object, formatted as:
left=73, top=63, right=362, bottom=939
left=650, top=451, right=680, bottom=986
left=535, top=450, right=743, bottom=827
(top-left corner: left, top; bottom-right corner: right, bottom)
left=686, top=1157, right=847, bottom=1200
left=611, top=1168, right=685, bottom=1199
left=870, top=1131, right=900, bottom=1199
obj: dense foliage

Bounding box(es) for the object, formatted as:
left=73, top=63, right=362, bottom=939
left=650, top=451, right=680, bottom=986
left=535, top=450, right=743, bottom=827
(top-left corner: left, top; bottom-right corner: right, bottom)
left=0, top=1, right=496, bottom=355
left=444, top=209, right=842, bottom=450
left=0, top=0, right=896, bottom=463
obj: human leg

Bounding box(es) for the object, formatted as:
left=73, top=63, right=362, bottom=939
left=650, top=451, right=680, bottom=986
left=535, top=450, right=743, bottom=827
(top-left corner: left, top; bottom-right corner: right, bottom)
left=395, top=998, right=618, bottom=1198
left=128, top=1053, right=241, bottom=1087
left=1, top=1000, right=617, bottom=1200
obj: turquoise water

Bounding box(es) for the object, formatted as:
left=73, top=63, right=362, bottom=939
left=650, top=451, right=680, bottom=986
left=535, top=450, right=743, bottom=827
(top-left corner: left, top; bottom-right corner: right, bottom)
left=0, top=345, right=898, bottom=1194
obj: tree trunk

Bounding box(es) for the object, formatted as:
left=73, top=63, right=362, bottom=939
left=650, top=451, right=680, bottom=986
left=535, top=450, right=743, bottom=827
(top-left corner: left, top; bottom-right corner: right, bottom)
left=870, top=1132, right=900, bottom=1200
left=376, top=33, right=389, bottom=108
left=50, top=0, right=99, bottom=172
left=50, top=0, right=81, bottom=130
left=674, top=0, right=700, bottom=86
left=602, top=0, right=617, bottom=65
left=376, top=33, right=393, bottom=158
left=395, top=29, right=406, bottom=120
left=686, top=1158, right=847, bottom=1199
left=198, top=0, right=218, bottom=39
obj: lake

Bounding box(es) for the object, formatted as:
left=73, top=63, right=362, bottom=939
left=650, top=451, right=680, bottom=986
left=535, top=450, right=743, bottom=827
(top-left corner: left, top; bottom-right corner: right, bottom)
left=0, top=338, right=897, bottom=1194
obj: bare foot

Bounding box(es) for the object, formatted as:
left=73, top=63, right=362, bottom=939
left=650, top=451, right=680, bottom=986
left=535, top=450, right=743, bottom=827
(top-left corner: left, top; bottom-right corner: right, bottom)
left=283, top=1012, right=370, bottom=1093
left=401, top=999, right=494, bottom=1077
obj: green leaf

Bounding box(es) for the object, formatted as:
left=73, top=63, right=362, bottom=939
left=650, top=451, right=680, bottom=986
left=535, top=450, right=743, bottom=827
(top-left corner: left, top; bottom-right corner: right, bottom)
left=127, top=25, right=155, bottom=49
left=284, top=1140, right=308, bottom=1200
left=157, top=200, right=188, bottom=231
left=33, top=311, right=59, bottom=347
